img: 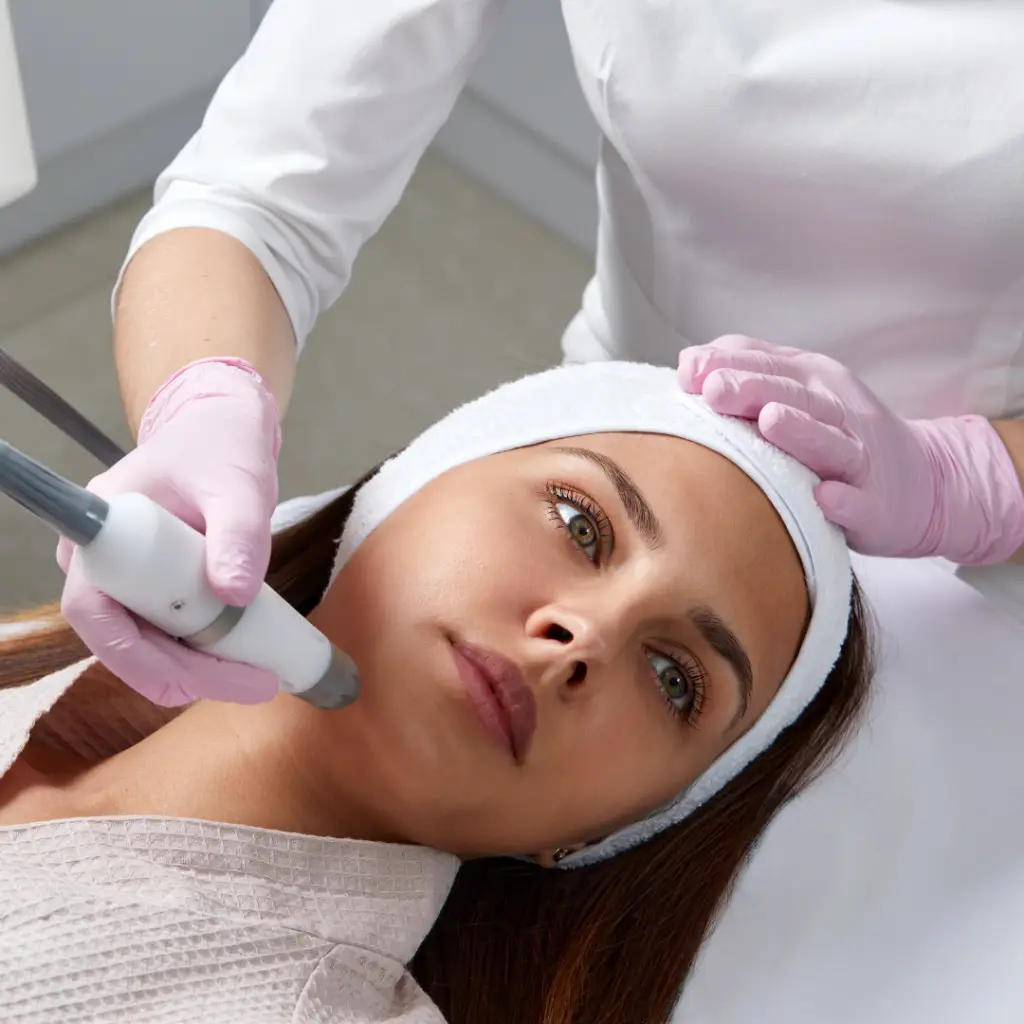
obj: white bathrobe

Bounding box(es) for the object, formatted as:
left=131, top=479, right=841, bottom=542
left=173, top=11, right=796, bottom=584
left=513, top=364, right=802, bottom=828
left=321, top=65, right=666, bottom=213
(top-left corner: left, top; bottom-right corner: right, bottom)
left=0, top=658, right=459, bottom=1024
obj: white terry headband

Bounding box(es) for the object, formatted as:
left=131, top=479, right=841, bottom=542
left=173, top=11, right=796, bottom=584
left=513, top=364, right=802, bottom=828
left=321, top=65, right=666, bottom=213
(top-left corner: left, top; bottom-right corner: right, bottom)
left=329, top=362, right=853, bottom=869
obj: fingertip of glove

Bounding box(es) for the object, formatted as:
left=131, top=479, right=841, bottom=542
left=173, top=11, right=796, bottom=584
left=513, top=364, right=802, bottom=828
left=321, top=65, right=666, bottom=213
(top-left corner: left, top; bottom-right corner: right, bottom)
left=676, top=353, right=704, bottom=392
left=149, top=680, right=197, bottom=707
left=226, top=668, right=280, bottom=705
left=196, top=663, right=279, bottom=705
left=758, top=401, right=795, bottom=436
left=813, top=479, right=861, bottom=527
left=207, top=556, right=263, bottom=604
left=701, top=368, right=742, bottom=408
left=709, top=333, right=758, bottom=350
left=55, top=537, right=72, bottom=573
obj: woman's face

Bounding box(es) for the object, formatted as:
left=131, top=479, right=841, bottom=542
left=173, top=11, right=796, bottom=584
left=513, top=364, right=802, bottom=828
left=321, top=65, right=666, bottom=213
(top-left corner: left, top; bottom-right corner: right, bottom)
left=313, top=432, right=808, bottom=859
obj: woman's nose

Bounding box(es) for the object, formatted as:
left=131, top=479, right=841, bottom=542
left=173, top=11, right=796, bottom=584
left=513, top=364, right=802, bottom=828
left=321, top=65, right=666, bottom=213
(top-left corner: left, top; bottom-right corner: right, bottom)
left=525, top=606, right=617, bottom=689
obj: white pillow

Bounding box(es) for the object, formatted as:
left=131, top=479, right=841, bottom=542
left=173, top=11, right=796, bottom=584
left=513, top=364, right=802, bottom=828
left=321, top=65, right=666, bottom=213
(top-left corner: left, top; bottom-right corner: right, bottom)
left=674, top=555, right=1024, bottom=1023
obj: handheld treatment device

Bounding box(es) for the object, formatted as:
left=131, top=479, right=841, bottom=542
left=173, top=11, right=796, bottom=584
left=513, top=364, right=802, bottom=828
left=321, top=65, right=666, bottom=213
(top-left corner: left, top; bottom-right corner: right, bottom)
left=0, top=441, right=360, bottom=709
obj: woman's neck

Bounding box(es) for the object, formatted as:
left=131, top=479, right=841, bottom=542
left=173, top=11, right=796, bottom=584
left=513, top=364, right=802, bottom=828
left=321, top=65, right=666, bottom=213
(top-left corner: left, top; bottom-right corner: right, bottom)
left=65, top=692, right=402, bottom=842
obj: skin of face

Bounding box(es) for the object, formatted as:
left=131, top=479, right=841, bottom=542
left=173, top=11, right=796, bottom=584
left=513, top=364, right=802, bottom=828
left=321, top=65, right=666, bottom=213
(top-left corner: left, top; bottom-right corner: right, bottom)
left=305, top=431, right=808, bottom=859
left=4, top=432, right=808, bottom=858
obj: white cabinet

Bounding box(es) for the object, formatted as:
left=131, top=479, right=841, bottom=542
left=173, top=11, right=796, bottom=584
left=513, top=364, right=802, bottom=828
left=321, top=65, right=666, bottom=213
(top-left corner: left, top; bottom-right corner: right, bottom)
left=0, top=0, right=254, bottom=253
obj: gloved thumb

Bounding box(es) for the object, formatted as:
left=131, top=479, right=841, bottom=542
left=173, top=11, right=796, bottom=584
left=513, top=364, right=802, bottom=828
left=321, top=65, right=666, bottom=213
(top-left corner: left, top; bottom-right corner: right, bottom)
left=202, top=491, right=274, bottom=606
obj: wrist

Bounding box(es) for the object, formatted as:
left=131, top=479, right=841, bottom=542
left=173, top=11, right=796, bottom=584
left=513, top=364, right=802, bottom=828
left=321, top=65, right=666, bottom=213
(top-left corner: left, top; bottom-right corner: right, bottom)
left=138, top=357, right=282, bottom=457
left=910, top=416, right=1024, bottom=565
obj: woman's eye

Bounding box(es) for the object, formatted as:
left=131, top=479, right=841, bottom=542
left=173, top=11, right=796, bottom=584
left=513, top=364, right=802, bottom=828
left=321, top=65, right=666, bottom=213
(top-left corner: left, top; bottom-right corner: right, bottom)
left=545, top=483, right=613, bottom=563
left=648, top=650, right=705, bottom=720
left=555, top=501, right=600, bottom=561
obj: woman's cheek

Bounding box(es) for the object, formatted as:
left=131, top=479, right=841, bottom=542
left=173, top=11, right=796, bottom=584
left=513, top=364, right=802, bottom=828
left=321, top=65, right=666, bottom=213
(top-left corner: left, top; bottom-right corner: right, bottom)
left=440, top=512, right=555, bottom=618
left=350, top=488, right=554, bottom=626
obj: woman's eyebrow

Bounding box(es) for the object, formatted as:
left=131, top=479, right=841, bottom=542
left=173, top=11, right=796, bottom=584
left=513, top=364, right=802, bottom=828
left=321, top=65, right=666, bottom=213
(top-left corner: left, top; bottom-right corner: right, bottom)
left=551, top=445, right=665, bottom=548
left=689, top=606, right=753, bottom=726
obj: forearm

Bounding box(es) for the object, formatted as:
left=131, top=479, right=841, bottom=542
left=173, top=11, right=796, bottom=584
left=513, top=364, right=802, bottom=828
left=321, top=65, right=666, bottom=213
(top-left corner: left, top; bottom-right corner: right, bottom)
left=991, top=419, right=1024, bottom=564
left=113, top=228, right=297, bottom=437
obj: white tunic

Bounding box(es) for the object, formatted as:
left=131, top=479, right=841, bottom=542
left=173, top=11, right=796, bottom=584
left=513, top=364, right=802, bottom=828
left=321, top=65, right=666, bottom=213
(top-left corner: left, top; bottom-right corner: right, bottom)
left=122, top=0, right=1024, bottom=420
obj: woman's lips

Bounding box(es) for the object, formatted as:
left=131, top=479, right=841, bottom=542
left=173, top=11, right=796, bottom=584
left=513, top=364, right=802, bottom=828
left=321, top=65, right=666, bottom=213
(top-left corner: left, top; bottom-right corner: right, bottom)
left=450, top=640, right=537, bottom=763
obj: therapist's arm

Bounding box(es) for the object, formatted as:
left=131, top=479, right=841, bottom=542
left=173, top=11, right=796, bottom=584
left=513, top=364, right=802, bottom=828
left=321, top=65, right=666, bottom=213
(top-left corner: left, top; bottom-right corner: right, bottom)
left=115, top=228, right=297, bottom=435
left=991, top=419, right=1024, bottom=564
left=113, top=0, right=508, bottom=431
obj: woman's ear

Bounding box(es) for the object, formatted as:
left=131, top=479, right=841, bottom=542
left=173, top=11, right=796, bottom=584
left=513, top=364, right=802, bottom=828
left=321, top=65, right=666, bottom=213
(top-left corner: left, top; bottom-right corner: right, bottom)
left=532, top=842, right=591, bottom=868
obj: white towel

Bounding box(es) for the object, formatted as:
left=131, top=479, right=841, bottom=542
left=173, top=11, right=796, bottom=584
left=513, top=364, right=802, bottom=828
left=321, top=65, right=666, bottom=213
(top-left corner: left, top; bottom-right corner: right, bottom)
left=330, top=363, right=853, bottom=868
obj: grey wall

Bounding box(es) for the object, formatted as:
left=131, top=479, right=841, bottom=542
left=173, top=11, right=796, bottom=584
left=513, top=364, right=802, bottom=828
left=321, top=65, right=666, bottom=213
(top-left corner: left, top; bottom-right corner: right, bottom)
left=437, top=0, right=598, bottom=254
left=0, top=0, right=253, bottom=254
left=0, top=0, right=597, bottom=258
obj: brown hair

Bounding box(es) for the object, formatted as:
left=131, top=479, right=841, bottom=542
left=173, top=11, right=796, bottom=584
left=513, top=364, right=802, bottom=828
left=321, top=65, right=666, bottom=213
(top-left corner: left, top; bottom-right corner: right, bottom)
left=0, top=470, right=874, bottom=1023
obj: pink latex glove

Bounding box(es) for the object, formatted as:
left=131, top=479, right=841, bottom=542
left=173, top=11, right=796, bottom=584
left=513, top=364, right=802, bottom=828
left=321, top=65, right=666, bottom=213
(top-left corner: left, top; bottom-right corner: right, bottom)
left=678, top=335, right=1024, bottom=564
left=57, top=358, right=282, bottom=706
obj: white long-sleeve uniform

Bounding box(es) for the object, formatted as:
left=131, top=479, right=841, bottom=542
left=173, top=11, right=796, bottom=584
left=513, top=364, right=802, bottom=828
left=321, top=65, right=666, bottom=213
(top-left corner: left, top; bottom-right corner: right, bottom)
left=123, top=0, right=1024, bottom=420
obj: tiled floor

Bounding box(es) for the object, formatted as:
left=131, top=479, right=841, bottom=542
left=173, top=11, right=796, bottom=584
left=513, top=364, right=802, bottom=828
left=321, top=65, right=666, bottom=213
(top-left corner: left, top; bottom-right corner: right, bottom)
left=0, top=152, right=592, bottom=609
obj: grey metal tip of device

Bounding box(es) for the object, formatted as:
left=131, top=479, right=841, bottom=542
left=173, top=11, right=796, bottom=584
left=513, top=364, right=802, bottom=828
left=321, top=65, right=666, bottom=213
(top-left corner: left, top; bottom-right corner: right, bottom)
left=0, top=440, right=109, bottom=546
left=301, top=647, right=362, bottom=709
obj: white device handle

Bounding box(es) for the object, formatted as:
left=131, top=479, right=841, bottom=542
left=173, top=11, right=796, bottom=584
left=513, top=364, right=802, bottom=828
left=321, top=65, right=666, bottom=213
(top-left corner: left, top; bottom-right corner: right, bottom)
left=72, top=493, right=359, bottom=707
left=0, top=0, right=37, bottom=208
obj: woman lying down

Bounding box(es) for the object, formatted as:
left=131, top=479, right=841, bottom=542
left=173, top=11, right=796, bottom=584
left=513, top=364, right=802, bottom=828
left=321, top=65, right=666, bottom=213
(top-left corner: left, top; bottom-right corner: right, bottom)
left=0, top=363, right=873, bottom=1024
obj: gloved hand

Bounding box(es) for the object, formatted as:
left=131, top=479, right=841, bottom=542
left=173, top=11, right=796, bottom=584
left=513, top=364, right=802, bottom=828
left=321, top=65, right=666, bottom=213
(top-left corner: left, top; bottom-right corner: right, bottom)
left=678, top=335, right=1024, bottom=564
left=57, top=357, right=282, bottom=706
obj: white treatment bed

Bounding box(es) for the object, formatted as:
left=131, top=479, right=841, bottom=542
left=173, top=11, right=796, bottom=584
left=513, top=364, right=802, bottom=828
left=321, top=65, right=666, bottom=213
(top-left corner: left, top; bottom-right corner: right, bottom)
left=673, top=554, right=1024, bottom=1022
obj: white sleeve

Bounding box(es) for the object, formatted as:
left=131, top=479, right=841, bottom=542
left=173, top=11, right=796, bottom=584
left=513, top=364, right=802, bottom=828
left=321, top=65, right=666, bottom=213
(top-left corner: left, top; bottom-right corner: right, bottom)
left=115, top=0, right=508, bottom=351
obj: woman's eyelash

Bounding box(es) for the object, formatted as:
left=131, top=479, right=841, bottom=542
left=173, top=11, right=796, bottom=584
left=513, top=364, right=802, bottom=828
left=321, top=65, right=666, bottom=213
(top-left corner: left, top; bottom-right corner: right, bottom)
left=544, top=482, right=614, bottom=563
left=652, top=651, right=708, bottom=728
